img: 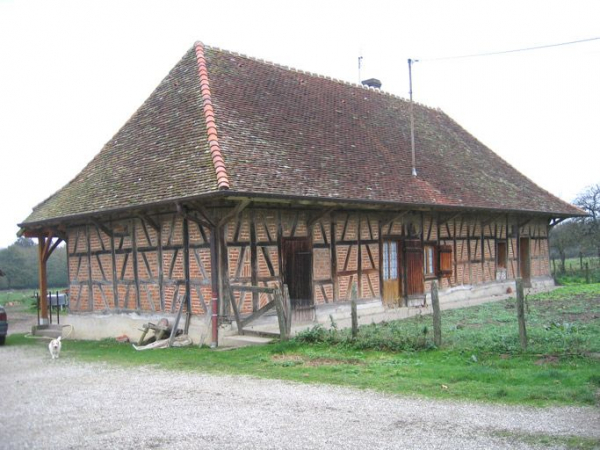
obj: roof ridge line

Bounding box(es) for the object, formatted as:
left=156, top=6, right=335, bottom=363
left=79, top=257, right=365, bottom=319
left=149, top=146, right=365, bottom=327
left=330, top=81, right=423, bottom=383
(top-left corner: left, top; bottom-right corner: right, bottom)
left=202, top=43, right=438, bottom=112
left=194, top=41, right=230, bottom=190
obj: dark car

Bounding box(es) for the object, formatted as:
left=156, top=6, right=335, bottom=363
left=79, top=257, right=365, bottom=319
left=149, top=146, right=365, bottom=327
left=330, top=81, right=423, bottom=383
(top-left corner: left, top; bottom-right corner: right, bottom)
left=0, top=305, right=7, bottom=345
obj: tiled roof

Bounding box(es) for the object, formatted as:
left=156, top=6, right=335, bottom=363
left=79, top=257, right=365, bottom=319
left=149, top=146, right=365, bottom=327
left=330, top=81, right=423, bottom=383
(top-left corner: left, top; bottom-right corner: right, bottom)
left=22, top=42, right=582, bottom=225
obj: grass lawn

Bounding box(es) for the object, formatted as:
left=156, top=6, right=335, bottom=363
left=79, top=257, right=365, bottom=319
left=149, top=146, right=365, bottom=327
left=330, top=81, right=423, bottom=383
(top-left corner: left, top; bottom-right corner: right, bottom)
left=6, top=284, right=600, bottom=407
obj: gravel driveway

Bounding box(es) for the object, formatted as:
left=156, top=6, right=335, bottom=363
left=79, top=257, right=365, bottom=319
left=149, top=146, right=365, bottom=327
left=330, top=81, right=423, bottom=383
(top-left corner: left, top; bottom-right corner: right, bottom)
left=1, top=344, right=598, bottom=450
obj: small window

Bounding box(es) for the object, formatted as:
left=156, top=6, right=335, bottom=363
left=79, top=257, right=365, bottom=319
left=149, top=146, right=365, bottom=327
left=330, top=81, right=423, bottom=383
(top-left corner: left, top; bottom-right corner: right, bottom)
left=383, top=241, right=399, bottom=280
left=424, top=244, right=435, bottom=277
left=497, top=242, right=507, bottom=269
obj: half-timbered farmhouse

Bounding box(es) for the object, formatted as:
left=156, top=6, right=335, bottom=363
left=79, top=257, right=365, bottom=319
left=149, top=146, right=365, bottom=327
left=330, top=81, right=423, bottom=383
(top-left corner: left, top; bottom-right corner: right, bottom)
left=19, top=42, right=583, bottom=343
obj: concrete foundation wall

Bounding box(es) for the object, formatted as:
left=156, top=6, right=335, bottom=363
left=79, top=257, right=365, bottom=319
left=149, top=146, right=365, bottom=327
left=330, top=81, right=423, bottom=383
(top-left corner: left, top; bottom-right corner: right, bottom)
left=64, top=276, right=555, bottom=342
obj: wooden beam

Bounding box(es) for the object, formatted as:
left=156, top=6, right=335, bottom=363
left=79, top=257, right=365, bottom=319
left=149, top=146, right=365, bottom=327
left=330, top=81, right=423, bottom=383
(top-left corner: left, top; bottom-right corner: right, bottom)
left=138, top=214, right=160, bottom=232
left=518, top=217, right=533, bottom=228
left=43, top=237, right=63, bottom=264
left=239, top=300, right=276, bottom=328
left=91, top=219, right=114, bottom=238
left=481, top=213, right=503, bottom=227
left=438, top=213, right=461, bottom=227
left=549, top=217, right=566, bottom=229
left=229, top=284, right=276, bottom=294
left=381, top=210, right=410, bottom=230
left=307, top=207, right=336, bottom=228
left=217, top=200, right=250, bottom=227
left=190, top=202, right=217, bottom=227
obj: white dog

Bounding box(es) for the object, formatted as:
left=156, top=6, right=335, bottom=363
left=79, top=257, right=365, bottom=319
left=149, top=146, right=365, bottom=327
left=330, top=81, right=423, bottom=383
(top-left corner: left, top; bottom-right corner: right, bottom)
left=49, top=336, right=62, bottom=359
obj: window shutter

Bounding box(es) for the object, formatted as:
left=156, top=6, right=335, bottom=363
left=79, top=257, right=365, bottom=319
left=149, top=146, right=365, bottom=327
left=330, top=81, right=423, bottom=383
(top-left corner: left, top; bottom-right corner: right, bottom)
left=438, top=245, right=453, bottom=277
left=404, top=239, right=424, bottom=295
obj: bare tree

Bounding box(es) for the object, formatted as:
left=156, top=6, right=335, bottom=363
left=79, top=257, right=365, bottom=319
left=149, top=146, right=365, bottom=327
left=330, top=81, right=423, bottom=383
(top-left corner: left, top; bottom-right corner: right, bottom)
left=574, top=184, right=600, bottom=261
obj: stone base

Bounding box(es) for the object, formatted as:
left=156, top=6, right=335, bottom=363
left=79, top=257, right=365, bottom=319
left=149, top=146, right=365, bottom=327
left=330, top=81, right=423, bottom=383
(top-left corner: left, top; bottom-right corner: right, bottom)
left=62, top=277, right=555, bottom=342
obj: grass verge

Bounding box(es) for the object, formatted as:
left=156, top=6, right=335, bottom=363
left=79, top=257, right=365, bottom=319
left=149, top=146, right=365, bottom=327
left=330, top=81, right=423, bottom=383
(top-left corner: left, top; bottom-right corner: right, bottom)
left=6, top=284, right=600, bottom=407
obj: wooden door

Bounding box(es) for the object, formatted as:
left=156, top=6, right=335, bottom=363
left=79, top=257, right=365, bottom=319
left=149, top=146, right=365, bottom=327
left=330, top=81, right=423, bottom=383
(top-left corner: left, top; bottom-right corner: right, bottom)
left=519, top=237, right=531, bottom=286
left=382, top=240, right=402, bottom=306
left=405, top=239, right=424, bottom=296
left=282, top=237, right=313, bottom=309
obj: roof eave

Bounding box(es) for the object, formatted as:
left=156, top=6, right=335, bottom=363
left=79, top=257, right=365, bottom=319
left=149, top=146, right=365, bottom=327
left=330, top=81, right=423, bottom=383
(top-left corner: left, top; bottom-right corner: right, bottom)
left=18, top=189, right=584, bottom=232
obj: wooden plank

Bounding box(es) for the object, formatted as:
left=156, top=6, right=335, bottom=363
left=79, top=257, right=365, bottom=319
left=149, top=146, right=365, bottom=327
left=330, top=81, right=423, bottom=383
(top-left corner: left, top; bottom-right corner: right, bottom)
left=230, top=284, right=276, bottom=294
left=239, top=300, right=276, bottom=328
left=338, top=268, right=378, bottom=277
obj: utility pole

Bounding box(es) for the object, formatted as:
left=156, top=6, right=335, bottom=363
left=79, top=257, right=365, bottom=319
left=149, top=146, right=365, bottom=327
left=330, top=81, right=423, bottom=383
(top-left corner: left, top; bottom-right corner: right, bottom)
left=408, top=58, right=417, bottom=177
left=358, top=55, right=363, bottom=84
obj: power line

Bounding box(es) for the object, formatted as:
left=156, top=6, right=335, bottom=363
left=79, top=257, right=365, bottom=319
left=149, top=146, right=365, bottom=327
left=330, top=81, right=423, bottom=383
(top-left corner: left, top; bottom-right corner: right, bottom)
left=418, top=36, right=600, bottom=62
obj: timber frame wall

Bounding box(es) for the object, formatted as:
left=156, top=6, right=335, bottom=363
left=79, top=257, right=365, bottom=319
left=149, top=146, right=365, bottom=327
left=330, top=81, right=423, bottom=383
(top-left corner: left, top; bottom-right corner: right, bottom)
left=67, top=205, right=550, bottom=315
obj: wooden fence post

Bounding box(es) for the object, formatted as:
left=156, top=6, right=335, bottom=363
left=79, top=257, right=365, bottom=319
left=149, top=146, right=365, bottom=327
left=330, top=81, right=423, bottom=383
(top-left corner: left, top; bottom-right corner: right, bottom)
left=283, top=284, right=292, bottom=336
left=274, top=288, right=288, bottom=341
left=516, top=278, right=528, bottom=351
left=351, top=299, right=358, bottom=339
left=431, top=281, right=442, bottom=347
left=585, top=262, right=590, bottom=284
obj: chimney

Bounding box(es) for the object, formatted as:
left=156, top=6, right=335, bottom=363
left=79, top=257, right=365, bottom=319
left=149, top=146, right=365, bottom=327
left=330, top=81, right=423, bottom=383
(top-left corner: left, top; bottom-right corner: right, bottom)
left=361, top=78, right=382, bottom=89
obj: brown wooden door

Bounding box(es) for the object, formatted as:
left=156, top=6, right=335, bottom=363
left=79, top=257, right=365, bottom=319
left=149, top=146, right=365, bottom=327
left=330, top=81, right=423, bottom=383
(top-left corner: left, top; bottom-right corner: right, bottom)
left=282, top=237, right=313, bottom=309
left=519, top=237, right=531, bottom=285
left=405, top=239, right=424, bottom=296
left=382, top=240, right=402, bottom=306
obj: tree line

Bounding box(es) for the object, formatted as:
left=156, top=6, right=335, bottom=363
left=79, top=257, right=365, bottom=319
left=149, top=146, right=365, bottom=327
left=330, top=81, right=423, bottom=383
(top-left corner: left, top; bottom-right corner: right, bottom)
left=0, top=238, right=67, bottom=290
left=0, top=184, right=597, bottom=290
left=549, top=184, right=600, bottom=273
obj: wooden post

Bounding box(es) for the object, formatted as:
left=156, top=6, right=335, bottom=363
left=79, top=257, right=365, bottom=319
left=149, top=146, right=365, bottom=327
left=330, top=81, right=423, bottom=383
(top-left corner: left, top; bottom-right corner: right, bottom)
left=431, top=280, right=442, bottom=347
left=182, top=217, right=191, bottom=334
left=210, top=226, right=219, bottom=348
left=351, top=299, right=358, bottom=339
left=516, top=278, right=527, bottom=351
left=330, top=214, right=338, bottom=302
left=283, top=284, right=292, bottom=336
left=38, top=235, right=49, bottom=325
left=250, top=211, right=259, bottom=311
left=585, top=262, right=590, bottom=284
left=274, top=288, right=288, bottom=341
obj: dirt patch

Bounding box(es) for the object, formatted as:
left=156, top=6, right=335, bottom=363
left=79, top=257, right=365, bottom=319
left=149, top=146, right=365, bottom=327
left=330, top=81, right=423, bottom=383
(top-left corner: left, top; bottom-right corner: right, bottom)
left=271, top=354, right=363, bottom=367
left=534, top=356, right=560, bottom=366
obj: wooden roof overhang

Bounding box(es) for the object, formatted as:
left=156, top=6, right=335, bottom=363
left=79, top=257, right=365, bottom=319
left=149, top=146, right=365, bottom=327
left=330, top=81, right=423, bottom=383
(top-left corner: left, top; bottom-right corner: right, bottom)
left=18, top=189, right=585, bottom=236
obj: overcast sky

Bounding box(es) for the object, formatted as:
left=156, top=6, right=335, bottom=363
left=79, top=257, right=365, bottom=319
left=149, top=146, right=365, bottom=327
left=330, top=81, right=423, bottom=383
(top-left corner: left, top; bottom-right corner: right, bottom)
left=1, top=0, right=599, bottom=249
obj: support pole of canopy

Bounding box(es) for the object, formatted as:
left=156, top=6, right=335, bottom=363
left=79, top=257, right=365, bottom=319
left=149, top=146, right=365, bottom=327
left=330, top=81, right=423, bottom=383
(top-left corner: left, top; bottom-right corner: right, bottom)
left=38, top=235, right=49, bottom=325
